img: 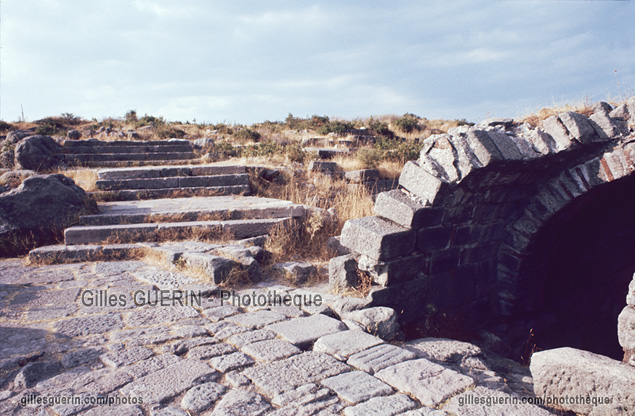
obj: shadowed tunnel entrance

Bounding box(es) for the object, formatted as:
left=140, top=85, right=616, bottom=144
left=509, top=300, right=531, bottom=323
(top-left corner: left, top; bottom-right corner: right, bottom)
left=523, top=174, right=635, bottom=359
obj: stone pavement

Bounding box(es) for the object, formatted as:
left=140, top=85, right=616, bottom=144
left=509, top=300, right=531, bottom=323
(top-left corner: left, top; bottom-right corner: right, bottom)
left=0, top=259, right=555, bottom=415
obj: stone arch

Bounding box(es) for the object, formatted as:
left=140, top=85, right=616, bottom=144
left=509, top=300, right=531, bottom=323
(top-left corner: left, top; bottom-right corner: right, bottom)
left=333, top=100, right=635, bottom=359
left=497, top=141, right=635, bottom=358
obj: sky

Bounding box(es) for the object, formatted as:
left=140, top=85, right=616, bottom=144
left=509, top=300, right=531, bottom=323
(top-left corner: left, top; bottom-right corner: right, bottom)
left=1, top=0, right=634, bottom=125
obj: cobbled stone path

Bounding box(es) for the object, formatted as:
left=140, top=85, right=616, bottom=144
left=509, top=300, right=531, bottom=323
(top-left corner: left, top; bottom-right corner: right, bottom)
left=0, top=259, right=555, bottom=415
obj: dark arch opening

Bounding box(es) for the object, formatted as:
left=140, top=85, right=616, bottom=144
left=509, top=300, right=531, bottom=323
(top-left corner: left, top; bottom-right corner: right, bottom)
left=526, top=173, right=635, bottom=359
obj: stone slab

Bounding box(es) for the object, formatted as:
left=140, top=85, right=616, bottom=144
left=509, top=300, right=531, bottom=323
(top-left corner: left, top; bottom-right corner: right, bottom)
left=314, top=330, right=384, bottom=358
left=225, top=310, right=287, bottom=329
left=347, top=344, right=417, bottom=374
left=209, top=351, right=255, bottom=372
left=266, top=314, right=347, bottom=347
left=342, top=393, right=417, bottom=416
left=399, top=160, right=445, bottom=203
left=340, top=215, right=415, bottom=261
left=243, top=351, right=351, bottom=396
left=209, top=389, right=272, bottom=416
left=321, top=370, right=393, bottom=404
left=119, top=359, right=217, bottom=404
left=241, top=339, right=302, bottom=362
left=375, top=358, right=475, bottom=407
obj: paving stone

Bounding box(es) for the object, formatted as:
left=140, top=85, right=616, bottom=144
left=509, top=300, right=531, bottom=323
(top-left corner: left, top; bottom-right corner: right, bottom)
left=226, top=328, right=277, bottom=348
left=100, top=346, right=154, bottom=368
left=14, top=361, right=62, bottom=389
left=110, top=326, right=177, bottom=346
left=152, top=407, right=189, bottom=416
left=375, top=358, right=475, bottom=407
left=343, top=307, right=399, bottom=340
left=225, top=370, right=251, bottom=388
left=82, top=405, right=144, bottom=416
left=342, top=393, right=417, bottom=416
left=120, top=359, right=217, bottom=404
left=180, top=381, right=227, bottom=413
left=321, top=371, right=393, bottom=404
left=206, top=321, right=250, bottom=340
left=125, top=305, right=200, bottom=327
left=54, top=314, right=124, bottom=337
left=122, top=353, right=181, bottom=379
left=266, top=314, right=347, bottom=348
left=171, top=324, right=208, bottom=338
left=348, top=344, right=417, bottom=374
left=162, top=336, right=218, bottom=356
left=241, top=339, right=302, bottom=362
left=404, top=338, right=482, bottom=364
left=209, top=351, right=255, bottom=372
left=78, top=368, right=134, bottom=394
left=49, top=391, right=95, bottom=415
left=396, top=409, right=449, bottom=416
left=314, top=330, right=384, bottom=358
left=243, top=351, right=351, bottom=396
left=61, top=348, right=105, bottom=368
left=226, top=310, right=287, bottom=329
left=443, top=385, right=552, bottom=416
left=27, top=304, right=78, bottom=321
left=188, top=343, right=236, bottom=360
left=271, top=383, right=332, bottom=406
left=209, top=389, right=272, bottom=416
left=202, top=305, right=242, bottom=322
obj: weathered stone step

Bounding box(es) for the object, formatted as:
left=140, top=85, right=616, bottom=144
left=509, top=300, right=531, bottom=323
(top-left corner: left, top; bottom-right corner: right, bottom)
left=58, top=145, right=194, bottom=154
left=79, top=195, right=307, bottom=225
left=61, top=152, right=197, bottom=162
left=64, top=217, right=291, bottom=245
left=97, top=165, right=246, bottom=180
left=62, top=139, right=191, bottom=147
left=75, top=159, right=206, bottom=168
left=88, top=185, right=250, bottom=200
left=96, top=174, right=249, bottom=191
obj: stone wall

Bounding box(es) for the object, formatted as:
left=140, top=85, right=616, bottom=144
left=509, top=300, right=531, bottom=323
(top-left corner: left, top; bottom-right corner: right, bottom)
left=330, top=99, right=635, bottom=355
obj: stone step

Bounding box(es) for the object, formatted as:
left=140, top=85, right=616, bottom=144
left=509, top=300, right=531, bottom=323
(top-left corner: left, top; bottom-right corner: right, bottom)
left=61, top=152, right=197, bottom=162
left=78, top=195, right=307, bottom=225
left=97, top=165, right=246, bottom=180
left=72, top=159, right=206, bottom=168
left=88, top=185, right=250, bottom=200
left=64, top=217, right=291, bottom=245
left=95, top=173, right=249, bottom=191
left=58, top=145, right=194, bottom=154
left=62, top=139, right=191, bottom=147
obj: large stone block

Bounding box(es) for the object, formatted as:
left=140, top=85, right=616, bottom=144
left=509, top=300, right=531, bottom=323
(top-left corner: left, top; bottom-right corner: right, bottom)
left=329, top=254, right=360, bottom=291
left=398, top=161, right=445, bottom=203
left=358, top=253, right=428, bottom=286
left=590, top=111, right=622, bottom=140
left=530, top=347, right=635, bottom=415
left=541, top=116, right=575, bottom=151
left=464, top=128, right=503, bottom=166
left=558, top=111, right=597, bottom=144
left=486, top=129, right=523, bottom=160
left=374, top=189, right=429, bottom=229
left=340, top=216, right=415, bottom=261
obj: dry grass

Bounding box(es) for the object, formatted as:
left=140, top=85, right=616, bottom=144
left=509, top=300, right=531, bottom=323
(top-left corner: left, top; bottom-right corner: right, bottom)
left=520, top=98, right=595, bottom=127
left=57, top=169, right=99, bottom=192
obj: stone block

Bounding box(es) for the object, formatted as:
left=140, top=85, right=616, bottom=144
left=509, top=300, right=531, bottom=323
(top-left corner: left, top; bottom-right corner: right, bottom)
left=225, top=310, right=287, bottom=329
left=309, top=160, right=338, bottom=172
left=321, top=371, right=393, bottom=404
left=416, top=226, right=452, bottom=252
left=618, top=305, right=635, bottom=350
left=541, top=116, right=575, bottom=151
left=340, top=216, right=415, bottom=261
left=375, top=358, right=474, bottom=407
left=273, top=261, right=317, bottom=284
left=342, top=393, right=417, bottom=416
left=374, top=189, right=429, bottom=229
left=530, top=347, right=635, bottom=415
left=347, top=344, right=417, bottom=374
left=209, top=389, right=272, bottom=415
left=358, top=253, right=428, bottom=286
left=266, top=314, right=347, bottom=348
left=486, top=129, right=523, bottom=160
left=329, top=254, right=360, bottom=291
left=343, top=307, right=399, bottom=340
left=181, top=382, right=226, bottom=414
left=464, top=128, right=503, bottom=166
left=398, top=161, right=445, bottom=203
left=345, top=169, right=379, bottom=183
left=243, top=351, right=351, bottom=396
left=404, top=338, right=482, bottom=363
left=242, top=339, right=302, bottom=363
left=558, top=111, right=597, bottom=144
left=590, top=111, right=622, bottom=140
left=527, top=128, right=558, bottom=154
left=181, top=252, right=236, bottom=284
left=314, top=330, right=384, bottom=358
left=444, top=386, right=553, bottom=416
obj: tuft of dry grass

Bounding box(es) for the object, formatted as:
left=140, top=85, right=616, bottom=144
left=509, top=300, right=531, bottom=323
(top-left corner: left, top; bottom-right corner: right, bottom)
left=520, top=98, right=595, bottom=128
left=57, top=169, right=99, bottom=192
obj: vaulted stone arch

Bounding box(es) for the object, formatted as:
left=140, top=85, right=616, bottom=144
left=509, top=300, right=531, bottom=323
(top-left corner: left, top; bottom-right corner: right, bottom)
left=332, top=99, right=635, bottom=360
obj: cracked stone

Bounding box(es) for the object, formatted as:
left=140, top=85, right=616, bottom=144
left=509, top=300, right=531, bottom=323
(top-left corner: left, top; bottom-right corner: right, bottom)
left=321, top=371, right=393, bottom=404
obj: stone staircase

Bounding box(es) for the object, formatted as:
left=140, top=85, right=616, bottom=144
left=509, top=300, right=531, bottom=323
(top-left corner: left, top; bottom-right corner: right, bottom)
left=59, top=139, right=199, bottom=167
left=91, top=165, right=251, bottom=201
left=29, top=195, right=309, bottom=283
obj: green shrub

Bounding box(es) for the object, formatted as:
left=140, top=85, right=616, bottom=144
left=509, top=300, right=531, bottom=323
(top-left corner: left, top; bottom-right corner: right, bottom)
left=286, top=143, right=306, bottom=163
left=368, top=118, right=395, bottom=139
left=35, top=123, right=60, bottom=136
left=0, top=121, right=14, bottom=133
left=356, top=147, right=384, bottom=169
left=156, top=126, right=186, bottom=139
left=393, top=113, right=421, bottom=133
left=316, top=120, right=355, bottom=136
left=234, top=128, right=261, bottom=143
left=125, top=110, right=138, bottom=124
